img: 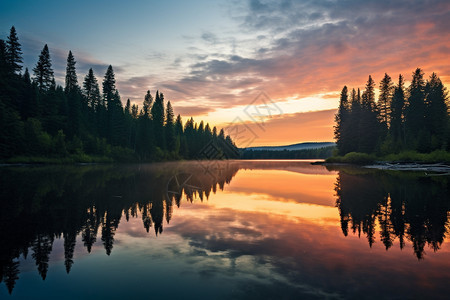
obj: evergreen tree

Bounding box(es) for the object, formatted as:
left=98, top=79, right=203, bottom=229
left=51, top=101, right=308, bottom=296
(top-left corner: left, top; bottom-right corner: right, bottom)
left=83, top=68, right=101, bottom=108
left=109, top=90, right=125, bottom=145
left=378, top=73, right=393, bottom=126
left=151, top=91, right=165, bottom=149
left=175, top=114, right=183, bottom=136
left=102, top=65, right=116, bottom=108
left=125, top=98, right=131, bottom=115
left=334, top=86, right=349, bottom=155
left=425, top=73, right=448, bottom=149
left=131, top=104, right=139, bottom=118
left=390, top=74, right=405, bottom=146
left=165, top=101, right=176, bottom=152
left=64, top=51, right=82, bottom=136
left=5, top=26, right=23, bottom=74
left=175, top=114, right=187, bottom=157
left=347, top=88, right=361, bottom=153
left=405, top=68, right=426, bottom=148
left=136, top=91, right=154, bottom=159
left=143, top=90, right=153, bottom=117
left=358, top=76, right=380, bottom=153
left=65, top=51, right=78, bottom=93
left=33, top=44, right=54, bottom=91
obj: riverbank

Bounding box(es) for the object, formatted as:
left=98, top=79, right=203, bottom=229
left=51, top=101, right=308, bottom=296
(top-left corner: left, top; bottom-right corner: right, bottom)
left=321, top=150, right=450, bottom=174
left=325, top=150, right=450, bottom=165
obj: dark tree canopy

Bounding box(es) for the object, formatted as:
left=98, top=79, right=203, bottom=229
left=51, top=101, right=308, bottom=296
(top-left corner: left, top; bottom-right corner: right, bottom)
left=334, top=69, right=449, bottom=155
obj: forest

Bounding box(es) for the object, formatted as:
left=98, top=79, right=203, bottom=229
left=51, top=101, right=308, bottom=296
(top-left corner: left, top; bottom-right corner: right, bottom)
left=241, top=146, right=334, bottom=159
left=0, top=26, right=238, bottom=162
left=333, top=69, right=450, bottom=161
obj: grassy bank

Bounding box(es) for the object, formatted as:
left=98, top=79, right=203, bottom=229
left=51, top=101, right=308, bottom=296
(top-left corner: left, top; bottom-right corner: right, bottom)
left=326, top=150, right=450, bottom=165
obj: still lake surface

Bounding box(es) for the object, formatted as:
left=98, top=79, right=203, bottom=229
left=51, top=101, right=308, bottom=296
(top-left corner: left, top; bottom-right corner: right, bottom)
left=0, top=160, right=449, bottom=299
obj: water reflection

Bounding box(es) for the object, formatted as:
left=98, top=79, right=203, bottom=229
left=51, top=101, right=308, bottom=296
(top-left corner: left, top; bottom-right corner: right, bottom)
left=330, top=166, right=450, bottom=259
left=0, top=161, right=449, bottom=298
left=0, top=162, right=239, bottom=293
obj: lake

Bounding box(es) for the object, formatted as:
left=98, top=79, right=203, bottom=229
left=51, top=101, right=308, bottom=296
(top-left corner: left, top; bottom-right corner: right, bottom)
left=1, top=160, right=449, bottom=299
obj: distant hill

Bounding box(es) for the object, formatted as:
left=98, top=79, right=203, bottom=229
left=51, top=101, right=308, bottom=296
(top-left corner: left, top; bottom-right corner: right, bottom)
left=244, top=142, right=335, bottom=151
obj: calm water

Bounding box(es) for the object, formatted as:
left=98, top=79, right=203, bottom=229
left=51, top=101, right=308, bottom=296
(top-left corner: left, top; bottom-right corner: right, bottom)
left=0, top=160, right=449, bottom=299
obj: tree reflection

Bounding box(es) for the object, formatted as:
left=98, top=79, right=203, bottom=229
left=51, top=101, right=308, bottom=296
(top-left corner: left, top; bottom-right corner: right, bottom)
left=0, top=162, right=239, bottom=293
left=333, top=167, right=450, bottom=259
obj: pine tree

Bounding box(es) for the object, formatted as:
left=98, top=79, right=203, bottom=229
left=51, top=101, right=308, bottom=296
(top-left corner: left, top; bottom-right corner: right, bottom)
left=175, top=114, right=183, bottom=135
left=102, top=65, right=116, bottom=108
left=175, top=114, right=187, bottom=157
left=65, top=51, right=78, bottom=93
left=390, top=74, right=405, bottom=145
left=425, top=73, right=448, bottom=149
left=405, top=68, right=426, bottom=148
left=33, top=44, right=54, bottom=91
left=143, top=90, right=153, bottom=117
left=359, top=76, right=380, bottom=153
left=334, top=86, right=349, bottom=155
left=151, top=91, right=165, bottom=149
left=165, top=101, right=176, bottom=152
left=83, top=68, right=101, bottom=108
left=125, top=99, right=131, bottom=115
left=378, top=73, right=393, bottom=126
left=5, top=26, right=23, bottom=74
left=347, top=88, right=361, bottom=153
left=108, top=90, right=125, bottom=145
left=131, top=104, right=139, bottom=118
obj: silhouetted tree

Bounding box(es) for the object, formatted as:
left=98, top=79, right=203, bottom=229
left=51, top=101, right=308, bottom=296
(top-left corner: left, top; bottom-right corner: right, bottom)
left=358, top=75, right=380, bottom=153
left=5, top=26, right=22, bottom=74
left=65, top=51, right=78, bottom=93
left=142, top=90, right=153, bottom=117
left=334, top=86, right=349, bottom=155
left=390, top=74, right=406, bottom=146
left=424, top=73, right=448, bottom=150
left=83, top=68, right=101, bottom=108
left=33, top=44, right=54, bottom=91
left=31, top=234, right=54, bottom=280
left=2, top=260, right=20, bottom=294
left=405, top=68, right=426, bottom=149
left=378, top=73, right=393, bottom=126
left=165, top=101, right=176, bottom=152
left=102, top=65, right=116, bottom=109
left=63, top=232, right=76, bottom=273
left=151, top=91, right=165, bottom=149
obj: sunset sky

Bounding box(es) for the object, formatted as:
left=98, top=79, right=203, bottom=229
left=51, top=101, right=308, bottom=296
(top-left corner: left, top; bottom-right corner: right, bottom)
left=1, top=0, right=449, bottom=146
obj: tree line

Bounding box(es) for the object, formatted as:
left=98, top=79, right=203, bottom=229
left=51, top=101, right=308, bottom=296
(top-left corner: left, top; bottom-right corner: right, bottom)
left=241, top=146, right=334, bottom=159
left=334, top=69, right=449, bottom=156
left=0, top=26, right=238, bottom=161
